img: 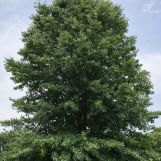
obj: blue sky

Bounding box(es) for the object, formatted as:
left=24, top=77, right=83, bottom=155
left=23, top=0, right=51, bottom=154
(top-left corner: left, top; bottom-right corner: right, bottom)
left=0, top=0, right=161, bottom=127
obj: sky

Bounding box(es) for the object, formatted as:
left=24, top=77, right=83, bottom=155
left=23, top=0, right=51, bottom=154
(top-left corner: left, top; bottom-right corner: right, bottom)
left=0, top=0, right=161, bottom=127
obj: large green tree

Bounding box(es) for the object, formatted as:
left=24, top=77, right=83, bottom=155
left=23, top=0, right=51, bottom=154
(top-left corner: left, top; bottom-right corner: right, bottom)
left=1, top=0, right=161, bottom=160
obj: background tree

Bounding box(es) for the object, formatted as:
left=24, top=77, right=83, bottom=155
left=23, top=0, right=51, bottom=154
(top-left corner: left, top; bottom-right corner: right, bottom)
left=1, top=0, right=161, bottom=160
left=149, top=128, right=161, bottom=154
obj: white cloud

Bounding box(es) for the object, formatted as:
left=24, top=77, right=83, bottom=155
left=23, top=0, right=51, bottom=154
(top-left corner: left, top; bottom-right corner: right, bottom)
left=138, top=53, right=161, bottom=127
left=151, top=10, right=161, bottom=14
left=142, top=0, right=154, bottom=12
left=142, top=0, right=161, bottom=14
left=138, top=53, right=161, bottom=94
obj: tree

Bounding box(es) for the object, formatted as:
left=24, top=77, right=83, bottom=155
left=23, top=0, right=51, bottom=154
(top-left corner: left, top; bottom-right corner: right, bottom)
left=1, top=0, right=161, bottom=160
left=149, top=128, right=161, bottom=154
left=1, top=130, right=161, bottom=161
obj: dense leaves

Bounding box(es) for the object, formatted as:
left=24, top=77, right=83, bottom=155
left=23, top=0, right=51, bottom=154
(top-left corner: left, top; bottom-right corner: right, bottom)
left=1, top=0, right=161, bottom=160
left=1, top=131, right=161, bottom=161
left=149, top=128, right=161, bottom=155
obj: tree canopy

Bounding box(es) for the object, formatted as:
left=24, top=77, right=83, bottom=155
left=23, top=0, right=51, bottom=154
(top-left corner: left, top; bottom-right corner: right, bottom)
left=0, top=0, right=161, bottom=160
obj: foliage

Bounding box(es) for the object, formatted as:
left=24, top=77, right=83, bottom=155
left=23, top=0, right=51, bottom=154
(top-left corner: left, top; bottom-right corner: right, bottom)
left=0, top=0, right=161, bottom=160
left=149, top=128, right=161, bottom=155
left=1, top=131, right=161, bottom=161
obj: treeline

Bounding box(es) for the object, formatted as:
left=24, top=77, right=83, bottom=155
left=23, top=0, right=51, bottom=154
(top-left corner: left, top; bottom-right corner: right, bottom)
left=0, top=128, right=161, bottom=160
